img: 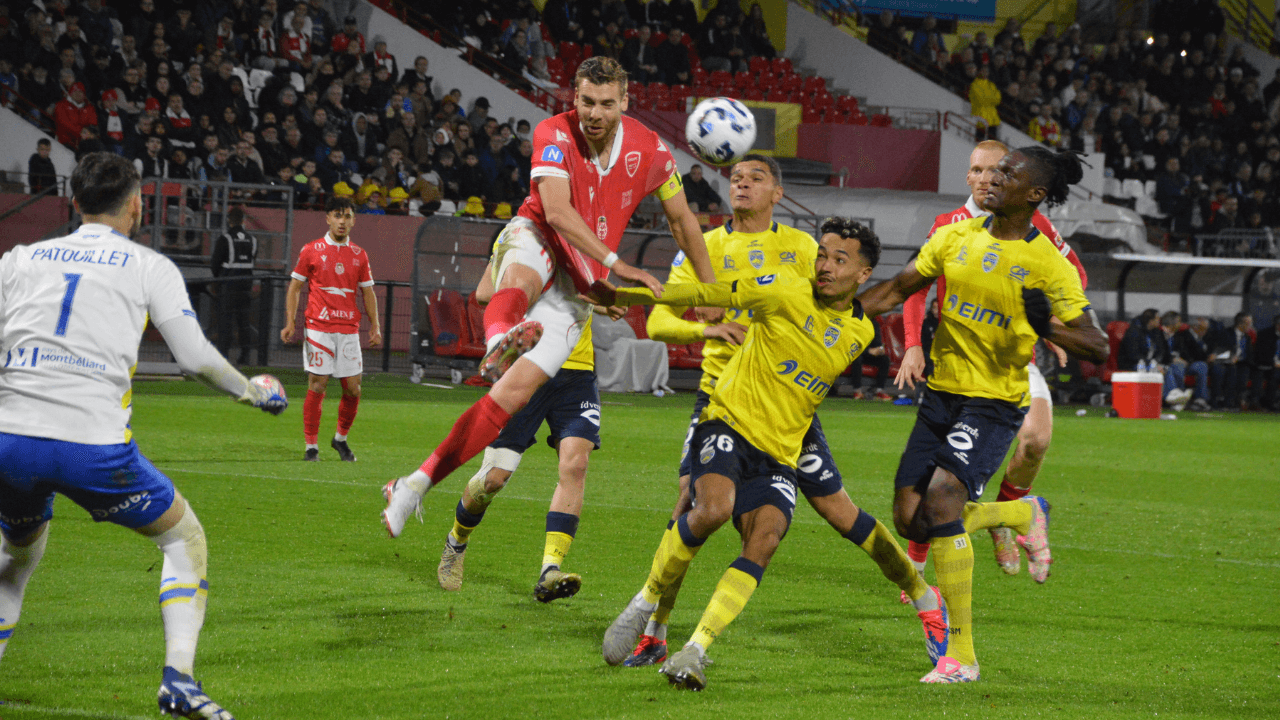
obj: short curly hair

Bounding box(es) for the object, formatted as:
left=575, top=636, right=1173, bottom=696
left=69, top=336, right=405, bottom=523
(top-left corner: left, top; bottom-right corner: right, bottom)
left=818, top=217, right=880, bottom=269
left=574, top=56, right=628, bottom=92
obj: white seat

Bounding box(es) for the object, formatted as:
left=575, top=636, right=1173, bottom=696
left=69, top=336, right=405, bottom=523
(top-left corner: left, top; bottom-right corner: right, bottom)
left=1104, top=177, right=1123, bottom=197
left=1143, top=179, right=1157, bottom=198
left=1122, top=178, right=1145, bottom=199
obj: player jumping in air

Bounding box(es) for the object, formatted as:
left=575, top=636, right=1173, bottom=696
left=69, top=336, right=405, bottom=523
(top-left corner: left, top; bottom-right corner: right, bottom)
left=280, top=196, right=382, bottom=462
left=857, top=146, right=1108, bottom=683
left=380, top=57, right=716, bottom=535
left=0, top=153, right=286, bottom=719
left=621, top=160, right=946, bottom=670
left=594, top=219, right=932, bottom=691
left=896, top=140, right=1089, bottom=581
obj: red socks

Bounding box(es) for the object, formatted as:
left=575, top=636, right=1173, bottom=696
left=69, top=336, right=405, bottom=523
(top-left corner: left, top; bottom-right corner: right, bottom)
left=907, top=539, right=930, bottom=564
left=336, top=393, right=359, bottom=436
left=421, top=394, right=511, bottom=485
left=483, top=288, right=529, bottom=343
left=996, top=480, right=1031, bottom=502
left=303, top=390, right=324, bottom=444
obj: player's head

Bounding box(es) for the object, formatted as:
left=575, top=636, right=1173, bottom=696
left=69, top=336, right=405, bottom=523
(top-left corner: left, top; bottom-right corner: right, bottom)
left=573, top=57, right=628, bottom=145
left=984, top=146, right=1084, bottom=215
left=815, top=216, right=879, bottom=306
left=325, top=195, right=356, bottom=241
left=71, top=152, right=142, bottom=236
left=1011, top=145, right=1086, bottom=209
left=728, top=154, right=784, bottom=215
left=967, top=139, right=1008, bottom=207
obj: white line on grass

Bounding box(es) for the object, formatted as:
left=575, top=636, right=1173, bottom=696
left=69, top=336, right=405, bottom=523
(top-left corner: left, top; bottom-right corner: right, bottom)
left=160, top=467, right=1280, bottom=569
left=0, top=703, right=155, bottom=720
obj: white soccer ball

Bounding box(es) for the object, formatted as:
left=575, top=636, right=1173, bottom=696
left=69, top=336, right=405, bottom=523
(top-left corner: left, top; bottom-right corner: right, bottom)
left=684, top=97, right=757, bottom=167
left=249, top=373, right=285, bottom=398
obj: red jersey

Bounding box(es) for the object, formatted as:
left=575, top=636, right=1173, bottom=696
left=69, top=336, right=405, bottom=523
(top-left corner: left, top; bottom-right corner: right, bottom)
left=281, top=30, right=311, bottom=63
left=291, top=234, right=374, bottom=333
left=904, top=196, right=1087, bottom=348
left=518, top=110, right=678, bottom=293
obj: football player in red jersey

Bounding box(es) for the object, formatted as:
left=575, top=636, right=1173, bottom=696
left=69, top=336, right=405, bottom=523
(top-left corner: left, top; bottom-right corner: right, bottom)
left=281, top=196, right=382, bottom=462
left=895, top=140, right=1088, bottom=579
left=380, top=57, right=718, bottom=538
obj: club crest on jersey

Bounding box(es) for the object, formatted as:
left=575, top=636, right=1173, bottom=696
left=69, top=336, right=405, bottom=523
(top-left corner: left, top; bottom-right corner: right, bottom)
left=541, top=145, right=564, bottom=163
left=596, top=215, right=608, bottom=240
left=625, top=151, right=641, bottom=177
left=749, top=249, right=764, bottom=269
left=982, top=252, right=999, bottom=272
left=335, top=262, right=345, bottom=275
left=823, top=326, right=840, bottom=348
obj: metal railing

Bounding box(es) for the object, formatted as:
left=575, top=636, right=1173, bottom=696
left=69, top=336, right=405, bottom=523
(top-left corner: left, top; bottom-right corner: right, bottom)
left=137, top=178, right=294, bottom=271
left=1219, top=0, right=1276, bottom=52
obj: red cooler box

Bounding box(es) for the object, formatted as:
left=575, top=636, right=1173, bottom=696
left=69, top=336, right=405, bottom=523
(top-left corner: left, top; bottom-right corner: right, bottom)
left=1111, top=371, right=1162, bottom=418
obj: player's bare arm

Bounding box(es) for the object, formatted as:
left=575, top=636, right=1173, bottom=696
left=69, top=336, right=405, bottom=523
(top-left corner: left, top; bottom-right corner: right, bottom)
left=538, top=175, right=663, bottom=296
left=362, top=285, right=382, bottom=347
left=659, top=187, right=722, bottom=323
left=280, top=277, right=305, bottom=342
left=857, top=260, right=932, bottom=318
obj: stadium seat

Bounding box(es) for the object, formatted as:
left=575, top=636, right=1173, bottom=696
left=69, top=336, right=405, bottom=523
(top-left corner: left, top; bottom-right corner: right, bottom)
left=709, top=70, right=733, bottom=88
left=669, top=84, right=692, bottom=101
left=836, top=95, right=860, bottom=113
left=812, top=93, right=834, bottom=110
left=461, top=293, right=486, bottom=358
left=749, top=57, right=769, bottom=73
left=869, top=113, right=893, bottom=127
left=877, top=312, right=906, bottom=378
left=802, top=105, right=824, bottom=124
left=426, top=289, right=468, bottom=358
left=803, top=76, right=826, bottom=94
left=622, top=306, right=649, bottom=340
left=781, top=74, right=803, bottom=92
left=1103, top=321, right=1128, bottom=382
left=733, top=71, right=753, bottom=89
left=692, top=67, right=709, bottom=85
left=743, top=87, right=765, bottom=101
left=767, top=88, right=791, bottom=103
left=849, top=111, right=869, bottom=125
left=771, top=57, right=793, bottom=75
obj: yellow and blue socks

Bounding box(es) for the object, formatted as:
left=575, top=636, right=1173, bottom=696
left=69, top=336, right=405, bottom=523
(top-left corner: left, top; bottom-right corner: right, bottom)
left=153, top=509, right=208, bottom=676
left=447, top=500, right=485, bottom=552
left=541, top=511, right=579, bottom=576
left=640, top=514, right=705, bottom=608
left=0, top=525, right=48, bottom=663
left=844, top=510, right=938, bottom=612
left=688, top=556, right=764, bottom=651
left=962, top=500, right=1032, bottom=535
left=929, top=518, right=976, bottom=666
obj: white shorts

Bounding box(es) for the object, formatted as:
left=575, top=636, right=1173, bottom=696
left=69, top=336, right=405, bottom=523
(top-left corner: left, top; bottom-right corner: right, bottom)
left=1027, top=362, right=1052, bottom=404
left=492, top=216, right=592, bottom=378
left=304, top=328, right=364, bottom=378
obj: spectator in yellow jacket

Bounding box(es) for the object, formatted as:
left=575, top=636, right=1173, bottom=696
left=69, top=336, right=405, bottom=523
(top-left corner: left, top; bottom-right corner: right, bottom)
left=968, top=64, right=1002, bottom=141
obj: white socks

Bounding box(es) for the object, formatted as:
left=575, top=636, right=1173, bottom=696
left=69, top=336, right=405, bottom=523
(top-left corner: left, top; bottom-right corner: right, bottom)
left=0, top=525, right=49, bottom=664
left=405, top=470, right=432, bottom=496
left=153, top=507, right=208, bottom=676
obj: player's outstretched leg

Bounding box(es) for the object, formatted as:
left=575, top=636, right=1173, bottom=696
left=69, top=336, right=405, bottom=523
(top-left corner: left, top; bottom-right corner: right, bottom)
left=0, top=524, right=49, bottom=665
left=626, top=525, right=684, bottom=667
left=1016, top=496, right=1052, bottom=583
left=922, top=519, right=980, bottom=683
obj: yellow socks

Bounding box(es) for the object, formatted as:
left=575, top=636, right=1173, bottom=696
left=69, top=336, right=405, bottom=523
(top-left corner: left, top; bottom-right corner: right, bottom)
left=641, top=515, right=704, bottom=605
left=962, top=500, right=1032, bottom=535
left=843, top=509, right=930, bottom=604
left=689, top=557, right=764, bottom=650
left=448, top=499, right=484, bottom=547
left=930, top=519, right=976, bottom=666
left=541, top=512, right=579, bottom=571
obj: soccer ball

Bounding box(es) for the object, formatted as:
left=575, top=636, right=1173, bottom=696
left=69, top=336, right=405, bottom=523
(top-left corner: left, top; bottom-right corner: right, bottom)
left=684, top=97, right=757, bottom=167
left=249, top=373, right=285, bottom=397
left=247, top=373, right=288, bottom=415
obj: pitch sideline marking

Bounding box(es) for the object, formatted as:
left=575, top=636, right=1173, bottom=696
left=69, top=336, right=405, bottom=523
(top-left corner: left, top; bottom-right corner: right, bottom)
left=0, top=703, right=154, bottom=720
left=159, top=467, right=1280, bottom=569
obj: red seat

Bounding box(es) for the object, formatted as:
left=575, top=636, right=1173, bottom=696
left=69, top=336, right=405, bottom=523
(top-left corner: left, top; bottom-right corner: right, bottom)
left=849, top=110, right=869, bottom=125
left=836, top=95, right=860, bottom=113
left=669, top=83, right=692, bottom=101
left=743, top=87, right=765, bottom=101
left=771, top=57, right=793, bottom=75
left=708, top=70, right=733, bottom=88
left=462, top=293, right=486, bottom=358
left=869, top=113, right=893, bottom=127
left=803, top=76, right=826, bottom=93
left=812, top=93, right=834, bottom=109
left=749, top=57, right=769, bottom=73
left=426, top=289, right=468, bottom=358
left=781, top=74, right=803, bottom=92
left=877, top=312, right=906, bottom=378
left=651, top=31, right=667, bottom=46
left=802, top=105, right=824, bottom=123
left=692, top=67, right=709, bottom=85
left=733, top=71, right=753, bottom=88
left=1103, top=321, right=1128, bottom=382
left=622, top=305, right=648, bottom=340
left=767, top=88, right=790, bottom=103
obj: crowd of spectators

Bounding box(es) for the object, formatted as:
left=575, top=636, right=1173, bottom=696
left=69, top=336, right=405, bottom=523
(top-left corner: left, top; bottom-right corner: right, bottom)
left=2, top=0, right=541, bottom=217
left=1118, top=308, right=1280, bottom=411
left=863, top=3, right=1280, bottom=251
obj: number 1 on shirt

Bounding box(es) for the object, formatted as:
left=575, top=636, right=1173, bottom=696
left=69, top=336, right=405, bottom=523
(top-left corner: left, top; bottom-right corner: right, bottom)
left=55, top=272, right=82, bottom=337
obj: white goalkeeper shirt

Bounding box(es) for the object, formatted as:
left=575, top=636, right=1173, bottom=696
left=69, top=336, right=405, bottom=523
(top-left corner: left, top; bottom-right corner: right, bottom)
left=0, top=223, right=196, bottom=445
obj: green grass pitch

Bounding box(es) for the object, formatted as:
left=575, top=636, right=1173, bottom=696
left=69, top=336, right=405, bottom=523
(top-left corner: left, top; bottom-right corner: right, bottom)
left=1, top=374, right=1277, bottom=719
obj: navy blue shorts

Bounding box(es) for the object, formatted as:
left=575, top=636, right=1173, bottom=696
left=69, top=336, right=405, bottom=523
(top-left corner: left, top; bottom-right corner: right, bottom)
left=689, top=420, right=798, bottom=527
left=492, top=369, right=602, bottom=452
left=892, top=388, right=1026, bottom=501
left=0, top=432, right=177, bottom=536
left=679, top=389, right=842, bottom=498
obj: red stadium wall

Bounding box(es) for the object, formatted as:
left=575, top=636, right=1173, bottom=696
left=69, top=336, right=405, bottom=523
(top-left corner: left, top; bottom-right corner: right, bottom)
left=0, top=194, right=74, bottom=256
left=260, top=209, right=422, bottom=284
left=796, top=126, right=940, bottom=192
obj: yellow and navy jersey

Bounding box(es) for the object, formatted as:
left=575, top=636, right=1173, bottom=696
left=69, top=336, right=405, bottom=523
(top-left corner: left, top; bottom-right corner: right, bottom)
left=705, top=275, right=874, bottom=468
left=648, top=220, right=818, bottom=394
left=916, top=216, right=1091, bottom=406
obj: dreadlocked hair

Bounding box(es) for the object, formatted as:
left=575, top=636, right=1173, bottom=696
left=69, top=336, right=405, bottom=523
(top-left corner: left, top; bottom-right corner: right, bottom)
left=1016, top=145, right=1085, bottom=208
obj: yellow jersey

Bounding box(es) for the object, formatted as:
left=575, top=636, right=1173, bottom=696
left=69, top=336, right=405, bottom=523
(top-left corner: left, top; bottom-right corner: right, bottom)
left=647, top=221, right=818, bottom=394
left=621, top=275, right=874, bottom=468
left=915, top=216, right=1091, bottom=405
